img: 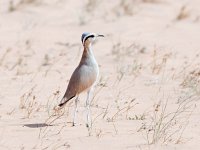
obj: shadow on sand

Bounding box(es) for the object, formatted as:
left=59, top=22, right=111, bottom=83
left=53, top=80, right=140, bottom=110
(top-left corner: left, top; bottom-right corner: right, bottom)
left=23, top=123, right=53, bottom=128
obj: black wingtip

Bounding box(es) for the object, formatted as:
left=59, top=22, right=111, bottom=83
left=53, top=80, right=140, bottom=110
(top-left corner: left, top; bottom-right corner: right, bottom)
left=58, top=101, right=66, bottom=107
left=58, top=103, right=64, bottom=107
left=58, top=95, right=75, bottom=108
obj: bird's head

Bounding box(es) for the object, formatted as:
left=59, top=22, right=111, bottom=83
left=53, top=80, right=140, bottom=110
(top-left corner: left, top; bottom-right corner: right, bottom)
left=81, top=32, right=104, bottom=47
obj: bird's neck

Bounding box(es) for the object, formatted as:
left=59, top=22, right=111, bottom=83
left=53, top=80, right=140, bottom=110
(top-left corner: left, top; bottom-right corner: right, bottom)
left=80, top=44, right=97, bottom=65
left=83, top=44, right=93, bottom=56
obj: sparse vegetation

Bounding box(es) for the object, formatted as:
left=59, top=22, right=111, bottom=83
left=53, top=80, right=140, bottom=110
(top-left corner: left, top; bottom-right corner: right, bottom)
left=181, top=68, right=200, bottom=96
left=176, top=6, right=190, bottom=21
left=139, top=95, right=196, bottom=144
left=150, top=48, right=172, bottom=74
left=0, top=0, right=200, bottom=149
left=8, top=0, right=39, bottom=12
left=118, top=0, right=134, bottom=16
left=19, top=86, right=41, bottom=118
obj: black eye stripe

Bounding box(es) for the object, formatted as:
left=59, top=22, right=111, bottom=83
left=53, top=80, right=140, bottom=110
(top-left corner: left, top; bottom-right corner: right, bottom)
left=83, top=35, right=95, bottom=43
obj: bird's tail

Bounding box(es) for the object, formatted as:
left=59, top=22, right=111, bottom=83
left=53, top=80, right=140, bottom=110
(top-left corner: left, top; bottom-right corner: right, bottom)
left=58, top=95, right=75, bottom=107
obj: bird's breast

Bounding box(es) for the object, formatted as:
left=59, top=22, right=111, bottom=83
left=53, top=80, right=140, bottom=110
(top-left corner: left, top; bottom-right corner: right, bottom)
left=75, top=50, right=99, bottom=93
left=75, top=63, right=98, bottom=93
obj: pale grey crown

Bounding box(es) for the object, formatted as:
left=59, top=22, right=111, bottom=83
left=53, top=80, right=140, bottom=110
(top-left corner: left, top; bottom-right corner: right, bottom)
left=81, top=32, right=104, bottom=45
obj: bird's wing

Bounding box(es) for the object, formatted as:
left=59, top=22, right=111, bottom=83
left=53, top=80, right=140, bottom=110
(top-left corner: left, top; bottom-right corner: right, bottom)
left=58, top=67, right=81, bottom=107
left=59, top=65, right=97, bottom=107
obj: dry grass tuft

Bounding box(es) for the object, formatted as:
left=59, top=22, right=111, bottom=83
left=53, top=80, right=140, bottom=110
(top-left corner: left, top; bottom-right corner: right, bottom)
left=150, top=48, right=172, bottom=74
left=110, top=98, right=138, bottom=121
left=8, top=0, right=39, bottom=12
left=176, top=6, right=190, bottom=21
left=181, top=68, right=200, bottom=96
left=111, top=42, right=144, bottom=83
left=19, top=86, right=41, bottom=118
left=85, top=0, right=100, bottom=12
left=111, top=42, right=146, bottom=61
left=112, top=0, right=135, bottom=17
left=139, top=95, right=195, bottom=144
left=0, top=48, right=11, bottom=66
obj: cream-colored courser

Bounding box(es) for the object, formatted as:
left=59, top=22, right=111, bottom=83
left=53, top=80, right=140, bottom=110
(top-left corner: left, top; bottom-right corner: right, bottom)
left=58, top=32, right=104, bottom=128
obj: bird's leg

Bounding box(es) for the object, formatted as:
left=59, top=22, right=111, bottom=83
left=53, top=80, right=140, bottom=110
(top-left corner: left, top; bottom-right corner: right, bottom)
left=86, top=88, right=93, bottom=128
left=73, top=96, right=79, bottom=126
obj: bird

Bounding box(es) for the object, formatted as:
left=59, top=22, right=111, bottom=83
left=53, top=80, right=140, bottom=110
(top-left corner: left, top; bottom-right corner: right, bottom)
left=58, top=32, right=104, bottom=128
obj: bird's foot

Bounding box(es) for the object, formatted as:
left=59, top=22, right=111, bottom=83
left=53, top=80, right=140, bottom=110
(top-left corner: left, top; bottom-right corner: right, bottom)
left=86, top=123, right=92, bottom=128
left=72, top=122, right=76, bottom=127
left=86, top=124, right=92, bottom=136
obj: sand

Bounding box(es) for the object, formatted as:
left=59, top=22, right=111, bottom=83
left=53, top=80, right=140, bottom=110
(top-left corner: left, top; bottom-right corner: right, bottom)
left=0, top=0, right=200, bottom=149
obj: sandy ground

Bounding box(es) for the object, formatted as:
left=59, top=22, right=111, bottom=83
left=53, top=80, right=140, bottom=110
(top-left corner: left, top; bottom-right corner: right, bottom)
left=0, top=0, right=200, bottom=149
